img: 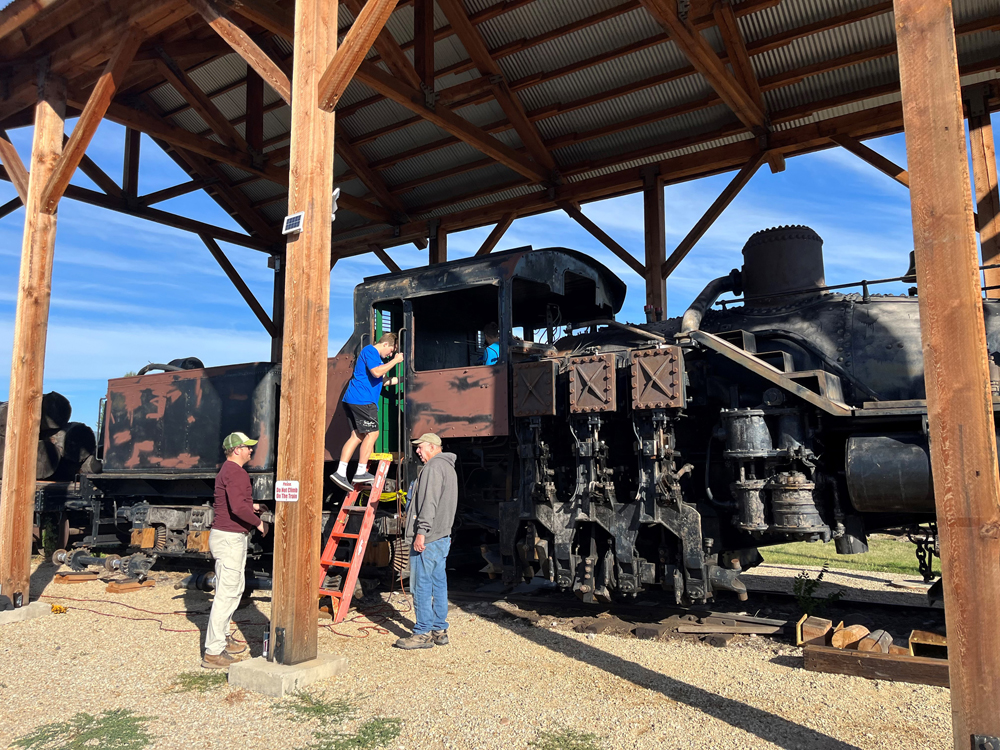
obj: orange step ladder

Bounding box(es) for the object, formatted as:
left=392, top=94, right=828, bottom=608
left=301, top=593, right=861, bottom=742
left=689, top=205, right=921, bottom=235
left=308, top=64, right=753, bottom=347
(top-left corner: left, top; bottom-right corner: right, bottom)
left=319, top=455, right=392, bottom=623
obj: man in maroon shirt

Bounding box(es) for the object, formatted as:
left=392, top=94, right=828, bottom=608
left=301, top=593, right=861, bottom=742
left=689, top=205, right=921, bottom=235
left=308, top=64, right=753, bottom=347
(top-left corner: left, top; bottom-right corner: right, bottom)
left=202, top=431, right=268, bottom=669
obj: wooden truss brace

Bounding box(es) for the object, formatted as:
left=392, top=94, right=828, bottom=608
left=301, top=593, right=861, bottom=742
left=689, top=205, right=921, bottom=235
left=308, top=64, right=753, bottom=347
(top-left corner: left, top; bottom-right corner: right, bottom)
left=436, top=0, right=556, bottom=173
left=139, top=178, right=215, bottom=206
left=662, top=150, right=767, bottom=278
left=216, top=0, right=294, bottom=43
left=0, top=129, right=29, bottom=203
left=476, top=211, right=517, bottom=256
left=371, top=243, right=402, bottom=272
left=341, top=0, right=421, bottom=89
left=830, top=134, right=909, bottom=186
left=336, top=134, right=408, bottom=219
left=0, top=197, right=21, bottom=219
left=559, top=201, right=646, bottom=276
left=39, top=26, right=144, bottom=214
left=638, top=0, right=766, bottom=133
left=188, top=0, right=292, bottom=105
left=354, top=61, right=549, bottom=183
left=200, top=234, right=277, bottom=335
left=318, top=0, right=398, bottom=111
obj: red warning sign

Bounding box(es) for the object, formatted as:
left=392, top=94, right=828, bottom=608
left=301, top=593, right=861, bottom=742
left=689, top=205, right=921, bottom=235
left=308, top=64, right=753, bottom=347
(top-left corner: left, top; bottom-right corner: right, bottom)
left=275, top=480, right=299, bottom=502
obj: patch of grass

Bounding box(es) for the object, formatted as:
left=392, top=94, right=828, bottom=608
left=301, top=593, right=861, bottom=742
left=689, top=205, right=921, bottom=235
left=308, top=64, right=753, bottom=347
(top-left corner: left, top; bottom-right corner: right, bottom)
left=11, top=709, right=154, bottom=750
left=530, top=728, right=603, bottom=750
left=792, top=561, right=844, bottom=617
left=762, top=537, right=922, bottom=576
left=167, top=670, right=228, bottom=693
left=276, top=693, right=401, bottom=750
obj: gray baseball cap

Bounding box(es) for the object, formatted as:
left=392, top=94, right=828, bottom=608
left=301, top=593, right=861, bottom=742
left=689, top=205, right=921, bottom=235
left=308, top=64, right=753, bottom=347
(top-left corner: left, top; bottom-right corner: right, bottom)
left=410, top=432, right=442, bottom=447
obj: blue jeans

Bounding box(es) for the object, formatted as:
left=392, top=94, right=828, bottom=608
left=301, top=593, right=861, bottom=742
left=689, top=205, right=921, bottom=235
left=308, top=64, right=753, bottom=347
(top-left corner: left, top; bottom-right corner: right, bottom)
left=410, top=536, right=450, bottom=634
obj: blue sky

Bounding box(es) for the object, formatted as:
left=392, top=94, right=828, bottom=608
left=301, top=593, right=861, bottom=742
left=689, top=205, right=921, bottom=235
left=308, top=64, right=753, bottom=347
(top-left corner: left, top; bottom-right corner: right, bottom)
left=0, top=115, right=993, bottom=427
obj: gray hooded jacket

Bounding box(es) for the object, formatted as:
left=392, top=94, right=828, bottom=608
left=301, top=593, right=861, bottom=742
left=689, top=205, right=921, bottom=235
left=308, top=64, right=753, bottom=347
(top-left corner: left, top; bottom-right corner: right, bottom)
left=404, top=452, right=458, bottom=545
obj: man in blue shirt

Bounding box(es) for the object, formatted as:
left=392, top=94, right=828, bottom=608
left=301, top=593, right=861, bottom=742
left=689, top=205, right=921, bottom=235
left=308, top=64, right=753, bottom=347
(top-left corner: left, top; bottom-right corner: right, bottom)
left=481, top=323, right=500, bottom=366
left=331, top=333, right=402, bottom=490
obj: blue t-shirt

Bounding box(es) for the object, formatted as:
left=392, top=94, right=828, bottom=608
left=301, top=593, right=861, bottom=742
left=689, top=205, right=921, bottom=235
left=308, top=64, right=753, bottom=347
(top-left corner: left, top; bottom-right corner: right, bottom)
left=481, top=342, right=500, bottom=365
left=343, top=345, right=385, bottom=405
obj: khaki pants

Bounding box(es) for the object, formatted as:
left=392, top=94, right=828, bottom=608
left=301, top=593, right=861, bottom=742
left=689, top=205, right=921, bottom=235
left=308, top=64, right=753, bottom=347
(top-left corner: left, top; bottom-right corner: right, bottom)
left=205, top=529, right=248, bottom=656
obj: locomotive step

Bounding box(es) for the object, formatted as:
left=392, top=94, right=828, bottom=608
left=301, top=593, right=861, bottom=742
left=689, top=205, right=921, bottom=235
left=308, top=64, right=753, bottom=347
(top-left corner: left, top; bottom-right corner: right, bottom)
left=715, top=329, right=758, bottom=353
left=786, top=369, right=845, bottom=402
left=754, top=350, right=794, bottom=372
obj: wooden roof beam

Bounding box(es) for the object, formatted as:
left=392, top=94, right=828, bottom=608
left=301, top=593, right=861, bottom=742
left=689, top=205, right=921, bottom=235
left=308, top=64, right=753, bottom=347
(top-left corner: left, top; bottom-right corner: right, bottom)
left=318, top=0, right=398, bottom=111
left=40, top=25, right=144, bottom=214
left=640, top=0, right=766, bottom=133
left=335, top=134, right=409, bottom=219
left=139, top=177, right=214, bottom=206
left=216, top=0, right=293, bottom=42
left=436, top=0, right=556, bottom=173
left=371, top=244, right=402, bottom=273
left=559, top=200, right=645, bottom=276
left=187, top=0, right=292, bottom=104
left=155, top=47, right=249, bottom=151
left=354, top=60, right=549, bottom=183
left=662, top=150, right=768, bottom=278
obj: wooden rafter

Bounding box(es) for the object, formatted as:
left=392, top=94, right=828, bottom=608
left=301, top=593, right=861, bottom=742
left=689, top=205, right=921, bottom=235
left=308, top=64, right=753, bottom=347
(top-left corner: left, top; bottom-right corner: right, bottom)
left=559, top=200, right=645, bottom=276
left=830, top=134, right=909, bottom=187
left=336, top=134, right=408, bottom=218
left=354, top=60, right=549, bottom=183
left=318, top=0, right=397, bottom=111
left=139, top=178, right=214, bottom=206
left=413, top=0, right=434, bottom=88
left=640, top=0, right=766, bottom=133
left=156, top=48, right=249, bottom=151
left=39, top=26, right=144, bottom=213
left=475, top=211, right=516, bottom=256
left=200, top=234, right=277, bottom=336
left=245, top=69, right=265, bottom=153
left=187, top=0, right=292, bottom=104
left=0, top=197, right=22, bottom=219
left=436, top=0, right=556, bottom=173
left=661, top=150, right=766, bottom=276
left=123, top=127, right=141, bottom=200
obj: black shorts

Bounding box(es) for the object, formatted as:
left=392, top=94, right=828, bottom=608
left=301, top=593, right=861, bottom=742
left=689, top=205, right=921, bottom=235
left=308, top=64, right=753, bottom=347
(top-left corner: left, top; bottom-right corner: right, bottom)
left=343, top=401, right=379, bottom=435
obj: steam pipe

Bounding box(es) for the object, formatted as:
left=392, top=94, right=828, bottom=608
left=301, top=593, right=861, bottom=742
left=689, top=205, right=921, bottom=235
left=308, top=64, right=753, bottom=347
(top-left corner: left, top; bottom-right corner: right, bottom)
left=681, top=269, right=741, bottom=334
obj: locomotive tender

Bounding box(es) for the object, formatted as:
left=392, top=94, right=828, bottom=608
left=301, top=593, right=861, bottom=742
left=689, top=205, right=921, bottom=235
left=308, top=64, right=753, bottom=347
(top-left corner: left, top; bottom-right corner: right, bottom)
left=76, top=225, right=975, bottom=603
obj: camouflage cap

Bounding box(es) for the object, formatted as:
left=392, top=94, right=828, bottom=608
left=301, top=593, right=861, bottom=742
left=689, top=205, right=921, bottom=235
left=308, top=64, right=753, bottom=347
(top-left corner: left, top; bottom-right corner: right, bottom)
left=223, top=432, right=258, bottom=450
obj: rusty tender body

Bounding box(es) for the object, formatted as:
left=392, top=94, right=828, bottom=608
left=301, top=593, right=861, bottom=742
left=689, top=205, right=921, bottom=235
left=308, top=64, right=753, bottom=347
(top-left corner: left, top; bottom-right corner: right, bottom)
left=77, top=231, right=969, bottom=603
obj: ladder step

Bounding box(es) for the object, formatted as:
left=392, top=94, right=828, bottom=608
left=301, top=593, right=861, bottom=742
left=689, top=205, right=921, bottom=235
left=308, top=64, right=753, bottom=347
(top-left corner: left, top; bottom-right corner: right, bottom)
left=341, top=506, right=368, bottom=513
left=331, top=532, right=360, bottom=540
left=319, top=589, right=344, bottom=599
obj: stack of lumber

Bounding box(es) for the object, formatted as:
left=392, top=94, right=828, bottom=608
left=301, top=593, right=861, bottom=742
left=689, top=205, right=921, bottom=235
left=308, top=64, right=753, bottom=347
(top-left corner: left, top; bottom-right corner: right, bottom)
left=797, top=614, right=949, bottom=687
left=0, top=393, right=98, bottom=480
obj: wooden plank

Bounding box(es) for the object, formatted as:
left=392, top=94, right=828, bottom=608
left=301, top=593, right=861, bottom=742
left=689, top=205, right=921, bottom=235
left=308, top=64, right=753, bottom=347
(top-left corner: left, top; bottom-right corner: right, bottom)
left=968, top=86, right=1000, bottom=297
left=245, top=69, right=264, bottom=154
left=188, top=0, right=292, bottom=105
left=138, top=178, right=211, bottom=206
left=123, top=127, right=141, bottom=199
left=200, top=235, right=277, bottom=335
left=662, top=150, right=767, bottom=277
left=643, top=168, right=666, bottom=315
left=39, top=26, right=144, bottom=214
left=475, top=211, right=516, bottom=256
left=413, top=0, right=435, bottom=88
left=803, top=646, right=950, bottom=687
left=436, top=0, right=556, bottom=172
left=335, top=134, right=408, bottom=217
left=216, top=0, right=294, bottom=42
left=0, top=64, right=64, bottom=604
left=371, top=244, right=401, bottom=273
left=354, top=61, right=548, bottom=183
left=639, top=0, right=766, bottom=132
left=0, top=129, right=29, bottom=203
left=318, top=0, right=397, bottom=111
left=559, top=200, right=645, bottom=276
left=831, top=134, right=909, bottom=187
left=713, top=1, right=764, bottom=111
left=270, top=0, right=337, bottom=667
left=429, top=220, right=447, bottom=264
left=895, top=0, right=1000, bottom=742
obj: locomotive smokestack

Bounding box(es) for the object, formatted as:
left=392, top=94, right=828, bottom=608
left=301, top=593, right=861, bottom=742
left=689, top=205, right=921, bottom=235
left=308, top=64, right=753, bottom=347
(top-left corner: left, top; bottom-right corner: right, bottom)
left=741, top=225, right=826, bottom=307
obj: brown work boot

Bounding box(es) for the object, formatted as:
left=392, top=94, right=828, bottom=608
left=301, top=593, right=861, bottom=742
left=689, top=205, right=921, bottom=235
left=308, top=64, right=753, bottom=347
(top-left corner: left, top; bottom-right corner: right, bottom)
left=430, top=629, right=449, bottom=646
left=393, top=632, right=434, bottom=650
left=225, top=634, right=247, bottom=655
left=201, top=651, right=237, bottom=670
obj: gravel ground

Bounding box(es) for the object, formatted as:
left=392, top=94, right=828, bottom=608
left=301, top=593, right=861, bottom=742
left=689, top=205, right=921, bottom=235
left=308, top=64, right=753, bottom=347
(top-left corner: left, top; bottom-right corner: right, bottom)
left=0, top=558, right=951, bottom=750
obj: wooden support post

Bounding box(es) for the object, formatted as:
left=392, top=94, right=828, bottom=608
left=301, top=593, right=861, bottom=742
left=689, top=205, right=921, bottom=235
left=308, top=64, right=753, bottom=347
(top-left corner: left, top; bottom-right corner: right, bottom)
left=643, top=167, right=666, bottom=320
left=429, top=219, right=446, bottom=264
left=270, top=0, right=337, bottom=667
left=270, top=251, right=285, bottom=361
left=413, top=0, right=434, bottom=89
left=475, top=211, right=516, bottom=256
left=246, top=69, right=264, bottom=155
left=0, top=63, right=65, bottom=604
left=895, top=0, right=1000, bottom=744
left=123, top=127, right=140, bottom=201
left=966, top=84, right=1000, bottom=297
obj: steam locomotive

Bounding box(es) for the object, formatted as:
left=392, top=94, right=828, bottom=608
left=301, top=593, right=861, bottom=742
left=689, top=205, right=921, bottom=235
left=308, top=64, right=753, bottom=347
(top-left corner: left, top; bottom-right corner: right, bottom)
left=59, top=225, right=969, bottom=602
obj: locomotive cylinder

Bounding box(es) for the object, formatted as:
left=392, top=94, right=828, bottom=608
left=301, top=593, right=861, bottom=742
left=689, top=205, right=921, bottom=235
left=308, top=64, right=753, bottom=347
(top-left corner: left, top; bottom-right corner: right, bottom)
left=845, top=435, right=935, bottom=513
left=768, top=471, right=829, bottom=539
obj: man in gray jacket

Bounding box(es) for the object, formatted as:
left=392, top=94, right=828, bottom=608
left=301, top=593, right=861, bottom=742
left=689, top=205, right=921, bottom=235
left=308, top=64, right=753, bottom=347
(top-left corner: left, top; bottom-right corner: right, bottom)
left=394, top=432, right=458, bottom=650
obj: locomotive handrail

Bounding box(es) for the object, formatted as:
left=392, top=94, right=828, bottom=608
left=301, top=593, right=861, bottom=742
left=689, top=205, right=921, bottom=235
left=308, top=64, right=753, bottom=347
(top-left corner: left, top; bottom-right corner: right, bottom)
left=681, top=330, right=854, bottom=417
left=569, top=319, right=666, bottom=343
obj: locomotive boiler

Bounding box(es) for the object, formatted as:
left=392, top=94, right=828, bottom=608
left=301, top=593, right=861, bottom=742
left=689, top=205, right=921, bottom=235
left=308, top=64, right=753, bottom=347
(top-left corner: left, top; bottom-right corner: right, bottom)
left=74, top=225, right=978, bottom=604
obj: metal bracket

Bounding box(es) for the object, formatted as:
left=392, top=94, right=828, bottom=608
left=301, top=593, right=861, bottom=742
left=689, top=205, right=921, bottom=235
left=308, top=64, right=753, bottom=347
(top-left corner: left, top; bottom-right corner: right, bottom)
left=677, top=0, right=690, bottom=21
left=273, top=626, right=285, bottom=663
left=267, top=253, right=283, bottom=272
left=421, top=82, right=438, bottom=110
left=973, top=736, right=1000, bottom=750
left=248, top=146, right=265, bottom=171
left=488, top=73, right=504, bottom=88
left=641, top=164, right=661, bottom=189
left=964, top=83, right=990, bottom=118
